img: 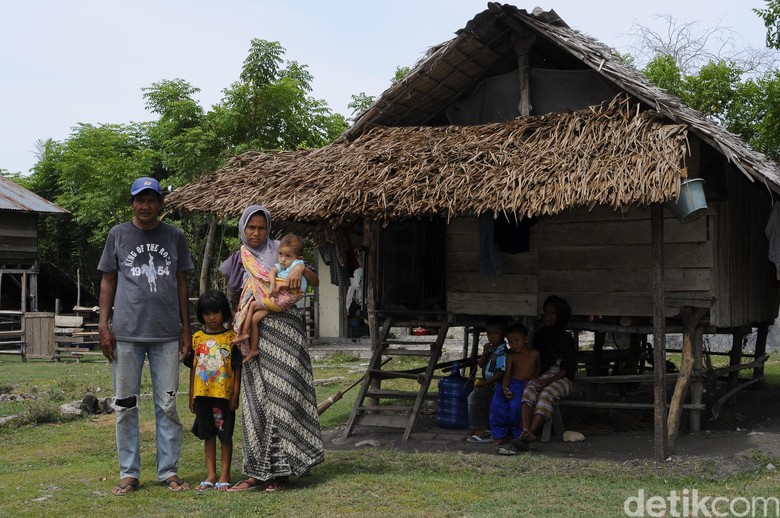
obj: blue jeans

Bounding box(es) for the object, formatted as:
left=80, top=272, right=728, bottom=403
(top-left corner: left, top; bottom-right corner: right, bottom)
left=112, top=340, right=182, bottom=481
left=467, top=382, right=495, bottom=431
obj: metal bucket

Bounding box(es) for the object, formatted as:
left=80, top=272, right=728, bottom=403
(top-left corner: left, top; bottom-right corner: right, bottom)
left=669, top=178, right=707, bottom=223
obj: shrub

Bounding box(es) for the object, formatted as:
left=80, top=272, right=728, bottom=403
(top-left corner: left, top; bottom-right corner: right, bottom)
left=16, top=400, right=61, bottom=426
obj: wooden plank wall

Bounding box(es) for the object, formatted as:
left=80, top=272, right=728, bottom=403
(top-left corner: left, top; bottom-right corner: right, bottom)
left=445, top=206, right=715, bottom=319
left=711, top=165, right=778, bottom=327
left=446, top=216, right=538, bottom=316
left=538, top=206, right=713, bottom=318
left=0, top=211, right=37, bottom=265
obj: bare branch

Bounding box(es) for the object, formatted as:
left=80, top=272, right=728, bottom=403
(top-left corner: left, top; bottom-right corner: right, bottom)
left=628, top=13, right=779, bottom=75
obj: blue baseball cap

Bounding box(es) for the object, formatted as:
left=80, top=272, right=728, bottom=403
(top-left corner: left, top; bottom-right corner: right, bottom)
left=130, top=177, right=163, bottom=196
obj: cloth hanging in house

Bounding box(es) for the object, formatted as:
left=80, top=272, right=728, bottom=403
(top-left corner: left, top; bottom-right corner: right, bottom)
left=765, top=202, right=780, bottom=279
left=313, top=224, right=351, bottom=286
left=479, top=213, right=502, bottom=277
left=446, top=71, right=520, bottom=124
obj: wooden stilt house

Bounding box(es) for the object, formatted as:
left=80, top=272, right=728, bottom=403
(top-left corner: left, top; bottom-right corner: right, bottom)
left=0, top=175, right=68, bottom=360
left=167, top=4, right=780, bottom=456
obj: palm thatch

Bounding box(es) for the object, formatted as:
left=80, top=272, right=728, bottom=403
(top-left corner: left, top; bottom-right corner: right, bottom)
left=167, top=96, right=688, bottom=224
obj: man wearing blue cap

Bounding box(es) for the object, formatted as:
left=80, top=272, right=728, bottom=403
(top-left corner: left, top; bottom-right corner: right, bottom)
left=98, top=177, right=194, bottom=494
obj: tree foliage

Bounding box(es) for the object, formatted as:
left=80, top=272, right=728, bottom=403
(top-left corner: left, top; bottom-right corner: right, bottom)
left=20, top=38, right=349, bottom=302
left=630, top=13, right=776, bottom=75
left=640, top=12, right=780, bottom=160
left=347, top=65, right=413, bottom=122
left=755, top=0, right=780, bottom=50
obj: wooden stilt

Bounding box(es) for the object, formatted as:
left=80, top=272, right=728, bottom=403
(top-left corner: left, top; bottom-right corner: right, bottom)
left=651, top=204, right=668, bottom=461
left=728, top=331, right=746, bottom=389
left=690, top=317, right=704, bottom=433
left=363, top=220, right=380, bottom=407
left=668, top=306, right=706, bottom=450
left=588, top=332, right=605, bottom=399
left=754, top=324, right=768, bottom=382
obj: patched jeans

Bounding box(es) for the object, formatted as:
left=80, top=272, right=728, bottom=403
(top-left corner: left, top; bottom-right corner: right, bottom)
left=113, top=340, right=183, bottom=481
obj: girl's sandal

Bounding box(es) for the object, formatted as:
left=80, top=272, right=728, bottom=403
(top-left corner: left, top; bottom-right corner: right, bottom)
left=195, top=480, right=215, bottom=492
left=215, top=482, right=232, bottom=491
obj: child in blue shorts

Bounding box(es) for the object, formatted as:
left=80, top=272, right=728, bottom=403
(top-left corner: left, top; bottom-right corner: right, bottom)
left=490, top=323, right=539, bottom=445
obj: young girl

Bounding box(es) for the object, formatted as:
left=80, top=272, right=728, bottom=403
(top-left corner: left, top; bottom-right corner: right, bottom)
left=233, top=233, right=307, bottom=362
left=189, top=289, right=242, bottom=491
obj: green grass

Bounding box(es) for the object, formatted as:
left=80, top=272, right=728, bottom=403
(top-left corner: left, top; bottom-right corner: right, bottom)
left=0, top=357, right=778, bottom=517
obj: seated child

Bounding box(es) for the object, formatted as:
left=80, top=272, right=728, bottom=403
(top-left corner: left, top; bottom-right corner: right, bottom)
left=466, top=316, right=507, bottom=443
left=489, top=323, right=539, bottom=444
left=233, top=233, right=307, bottom=363
left=189, top=289, right=242, bottom=491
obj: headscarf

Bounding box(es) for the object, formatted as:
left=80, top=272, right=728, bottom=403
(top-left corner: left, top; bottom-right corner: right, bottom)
left=218, top=205, right=279, bottom=293
left=542, top=295, right=571, bottom=329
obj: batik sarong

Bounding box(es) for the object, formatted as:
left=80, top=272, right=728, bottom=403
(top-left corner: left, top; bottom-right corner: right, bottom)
left=239, top=308, right=324, bottom=480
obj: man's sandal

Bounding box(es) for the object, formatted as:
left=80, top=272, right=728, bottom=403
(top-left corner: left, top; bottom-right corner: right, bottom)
left=111, top=478, right=139, bottom=495
left=163, top=476, right=190, bottom=492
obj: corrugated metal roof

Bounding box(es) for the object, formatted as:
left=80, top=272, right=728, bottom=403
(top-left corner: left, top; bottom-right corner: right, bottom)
left=0, top=175, right=68, bottom=214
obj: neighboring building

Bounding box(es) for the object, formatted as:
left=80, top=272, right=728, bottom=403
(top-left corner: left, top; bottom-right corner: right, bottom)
left=0, top=175, right=68, bottom=312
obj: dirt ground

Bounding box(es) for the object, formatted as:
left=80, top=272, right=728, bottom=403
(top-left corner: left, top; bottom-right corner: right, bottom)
left=323, top=380, right=780, bottom=479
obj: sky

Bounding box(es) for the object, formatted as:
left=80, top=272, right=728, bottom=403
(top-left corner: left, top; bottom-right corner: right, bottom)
left=0, top=0, right=773, bottom=176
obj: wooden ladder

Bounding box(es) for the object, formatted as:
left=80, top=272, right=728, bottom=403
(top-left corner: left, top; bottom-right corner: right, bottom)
left=343, top=311, right=450, bottom=441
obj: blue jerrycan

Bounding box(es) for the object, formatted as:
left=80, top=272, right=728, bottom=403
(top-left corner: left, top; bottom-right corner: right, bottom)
left=437, top=361, right=473, bottom=429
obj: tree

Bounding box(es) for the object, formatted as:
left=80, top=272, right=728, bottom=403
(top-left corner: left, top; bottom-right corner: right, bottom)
left=216, top=38, right=346, bottom=153
left=140, top=39, right=348, bottom=293
left=347, top=92, right=375, bottom=121
left=754, top=0, right=780, bottom=49
left=642, top=54, right=684, bottom=97
left=22, top=38, right=350, bottom=300
left=347, top=66, right=413, bottom=122
left=184, top=39, right=347, bottom=292
left=638, top=14, right=780, bottom=162
left=22, top=127, right=156, bottom=296
left=630, top=13, right=776, bottom=75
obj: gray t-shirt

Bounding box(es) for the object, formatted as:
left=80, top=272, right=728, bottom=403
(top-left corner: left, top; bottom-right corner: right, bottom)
left=98, top=221, right=194, bottom=342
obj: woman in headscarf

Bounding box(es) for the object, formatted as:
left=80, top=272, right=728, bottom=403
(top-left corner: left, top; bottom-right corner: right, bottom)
left=518, top=295, right=577, bottom=444
left=220, top=205, right=323, bottom=492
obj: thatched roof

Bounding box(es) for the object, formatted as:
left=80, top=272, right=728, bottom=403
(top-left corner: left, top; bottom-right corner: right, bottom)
left=167, top=97, right=688, bottom=224
left=344, top=3, right=780, bottom=191
left=167, top=3, right=780, bottom=224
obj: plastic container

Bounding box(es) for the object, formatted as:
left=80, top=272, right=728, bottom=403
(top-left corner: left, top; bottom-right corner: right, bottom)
left=437, top=361, right=473, bottom=429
